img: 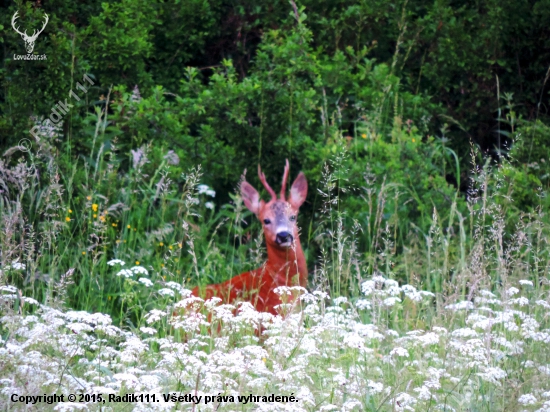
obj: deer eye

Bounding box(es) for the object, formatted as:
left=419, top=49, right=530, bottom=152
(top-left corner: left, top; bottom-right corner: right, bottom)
left=263, top=219, right=271, bottom=225
left=290, top=215, right=296, bottom=221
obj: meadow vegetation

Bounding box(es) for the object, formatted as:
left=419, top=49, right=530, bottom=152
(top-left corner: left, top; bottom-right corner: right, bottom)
left=1, top=0, right=550, bottom=411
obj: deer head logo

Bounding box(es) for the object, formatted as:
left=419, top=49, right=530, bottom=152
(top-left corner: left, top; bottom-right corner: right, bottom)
left=11, top=11, right=49, bottom=54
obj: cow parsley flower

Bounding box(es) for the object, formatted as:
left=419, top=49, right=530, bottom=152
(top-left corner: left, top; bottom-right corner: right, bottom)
left=131, top=266, right=148, bottom=275
left=107, top=259, right=125, bottom=266
left=139, top=277, right=153, bottom=287
left=518, top=394, right=537, bottom=405
left=506, top=287, right=520, bottom=297
left=139, top=326, right=157, bottom=335
left=144, top=309, right=166, bottom=324
left=446, top=301, right=474, bottom=311
left=390, top=347, right=409, bottom=357
left=158, top=288, right=175, bottom=297
left=355, top=299, right=372, bottom=310
left=10, top=261, right=26, bottom=270
left=116, top=269, right=133, bottom=278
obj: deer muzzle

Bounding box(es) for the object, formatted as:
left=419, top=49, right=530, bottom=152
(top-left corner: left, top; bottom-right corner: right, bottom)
left=275, top=231, right=293, bottom=246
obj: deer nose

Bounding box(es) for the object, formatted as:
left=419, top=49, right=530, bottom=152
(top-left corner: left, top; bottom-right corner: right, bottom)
left=276, top=231, right=293, bottom=244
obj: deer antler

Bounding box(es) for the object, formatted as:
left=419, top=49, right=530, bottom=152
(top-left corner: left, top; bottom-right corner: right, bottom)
left=11, top=11, right=26, bottom=37
left=280, top=159, right=290, bottom=201
left=258, top=164, right=277, bottom=200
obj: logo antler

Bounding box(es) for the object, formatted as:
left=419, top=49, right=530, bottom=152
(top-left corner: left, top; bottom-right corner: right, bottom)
left=12, top=11, right=49, bottom=54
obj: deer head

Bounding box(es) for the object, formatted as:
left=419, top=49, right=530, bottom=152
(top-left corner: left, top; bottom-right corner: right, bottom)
left=12, top=11, right=49, bottom=54
left=241, top=159, right=307, bottom=249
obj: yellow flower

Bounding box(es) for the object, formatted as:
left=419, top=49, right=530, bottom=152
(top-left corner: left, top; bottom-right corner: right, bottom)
left=86, top=196, right=91, bottom=201
left=262, top=358, right=267, bottom=363
left=116, top=239, right=121, bottom=244
left=68, top=209, right=72, bottom=214
left=361, top=133, right=367, bottom=139
left=178, top=243, right=182, bottom=248
left=163, top=276, right=166, bottom=280
left=412, top=138, right=416, bottom=143
left=112, top=223, right=117, bottom=227
left=161, top=263, right=165, bottom=267
left=127, top=225, right=131, bottom=229
left=65, top=217, right=71, bottom=222
left=135, top=261, right=140, bottom=265
left=99, top=215, right=105, bottom=222
left=169, top=245, right=173, bottom=250
left=92, top=204, right=98, bottom=212
left=93, top=214, right=97, bottom=218
left=159, top=242, right=164, bottom=247
left=82, top=251, right=86, bottom=255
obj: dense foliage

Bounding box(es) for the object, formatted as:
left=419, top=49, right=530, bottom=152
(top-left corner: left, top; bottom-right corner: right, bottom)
left=1, top=3, right=550, bottom=410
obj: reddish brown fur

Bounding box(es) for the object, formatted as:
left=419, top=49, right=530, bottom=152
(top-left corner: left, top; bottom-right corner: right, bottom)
left=191, top=160, right=308, bottom=314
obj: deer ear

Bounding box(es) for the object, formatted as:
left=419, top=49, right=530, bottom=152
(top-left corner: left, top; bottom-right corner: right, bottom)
left=289, top=172, right=307, bottom=209
left=241, top=181, right=263, bottom=215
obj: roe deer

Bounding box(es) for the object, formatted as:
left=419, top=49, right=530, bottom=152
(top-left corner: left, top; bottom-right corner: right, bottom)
left=191, top=160, right=308, bottom=314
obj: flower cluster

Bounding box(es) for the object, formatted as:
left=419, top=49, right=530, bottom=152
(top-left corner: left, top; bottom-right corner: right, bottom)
left=0, top=273, right=549, bottom=411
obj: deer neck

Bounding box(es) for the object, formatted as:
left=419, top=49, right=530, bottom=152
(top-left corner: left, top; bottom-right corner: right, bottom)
left=264, top=237, right=307, bottom=287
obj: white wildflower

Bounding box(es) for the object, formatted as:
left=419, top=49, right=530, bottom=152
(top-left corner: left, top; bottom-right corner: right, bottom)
left=11, top=261, right=26, bottom=270
left=54, top=402, right=88, bottom=411
left=477, top=367, right=507, bottom=385
left=197, top=184, right=209, bottom=194
left=165, top=281, right=183, bottom=292
left=519, top=279, right=533, bottom=286
left=343, top=333, right=364, bottom=349
left=414, top=385, right=432, bottom=400
left=144, top=309, right=166, bottom=324
left=23, top=297, right=39, bottom=305
left=391, top=392, right=417, bottom=410
left=367, top=380, right=384, bottom=394
left=382, top=297, right=401, bottom=307
left=158, top=288, right=175, bottom=297
left=510, top=297, right=529, bottom=306
left=205, top=201, right=214, bottom=209
left=131, top=266, right=148, bottom=275
left=451, top=328, right=478, bottom=338
left=506, top=287, right=520, bottom=297
left=0, top=285, right=18, bottom=293
left=139, top=278, right=153, bottom=287
left=361, top=280, right=376, bottom=296
left=518, top=394, right=537, bottom=405
left=417, top=332, right=440, bottom=346
left=107, top=259, right=125, bottom=266
left=116, top=269, right=133, bottom=278
left=355, top=299, right=371, bottom=310
left=446, top=301, right=474, bottom=311
left=333, top=296, right=348, bottom=305
left=390, top=347, right=409, bottom=357
left=273, top=286, right=292, bottom=296
left=139, top=326, right=157, bottom=335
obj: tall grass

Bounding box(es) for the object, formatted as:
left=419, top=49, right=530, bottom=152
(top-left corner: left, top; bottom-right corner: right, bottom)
left=1, top=106, right=550, bottom=410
